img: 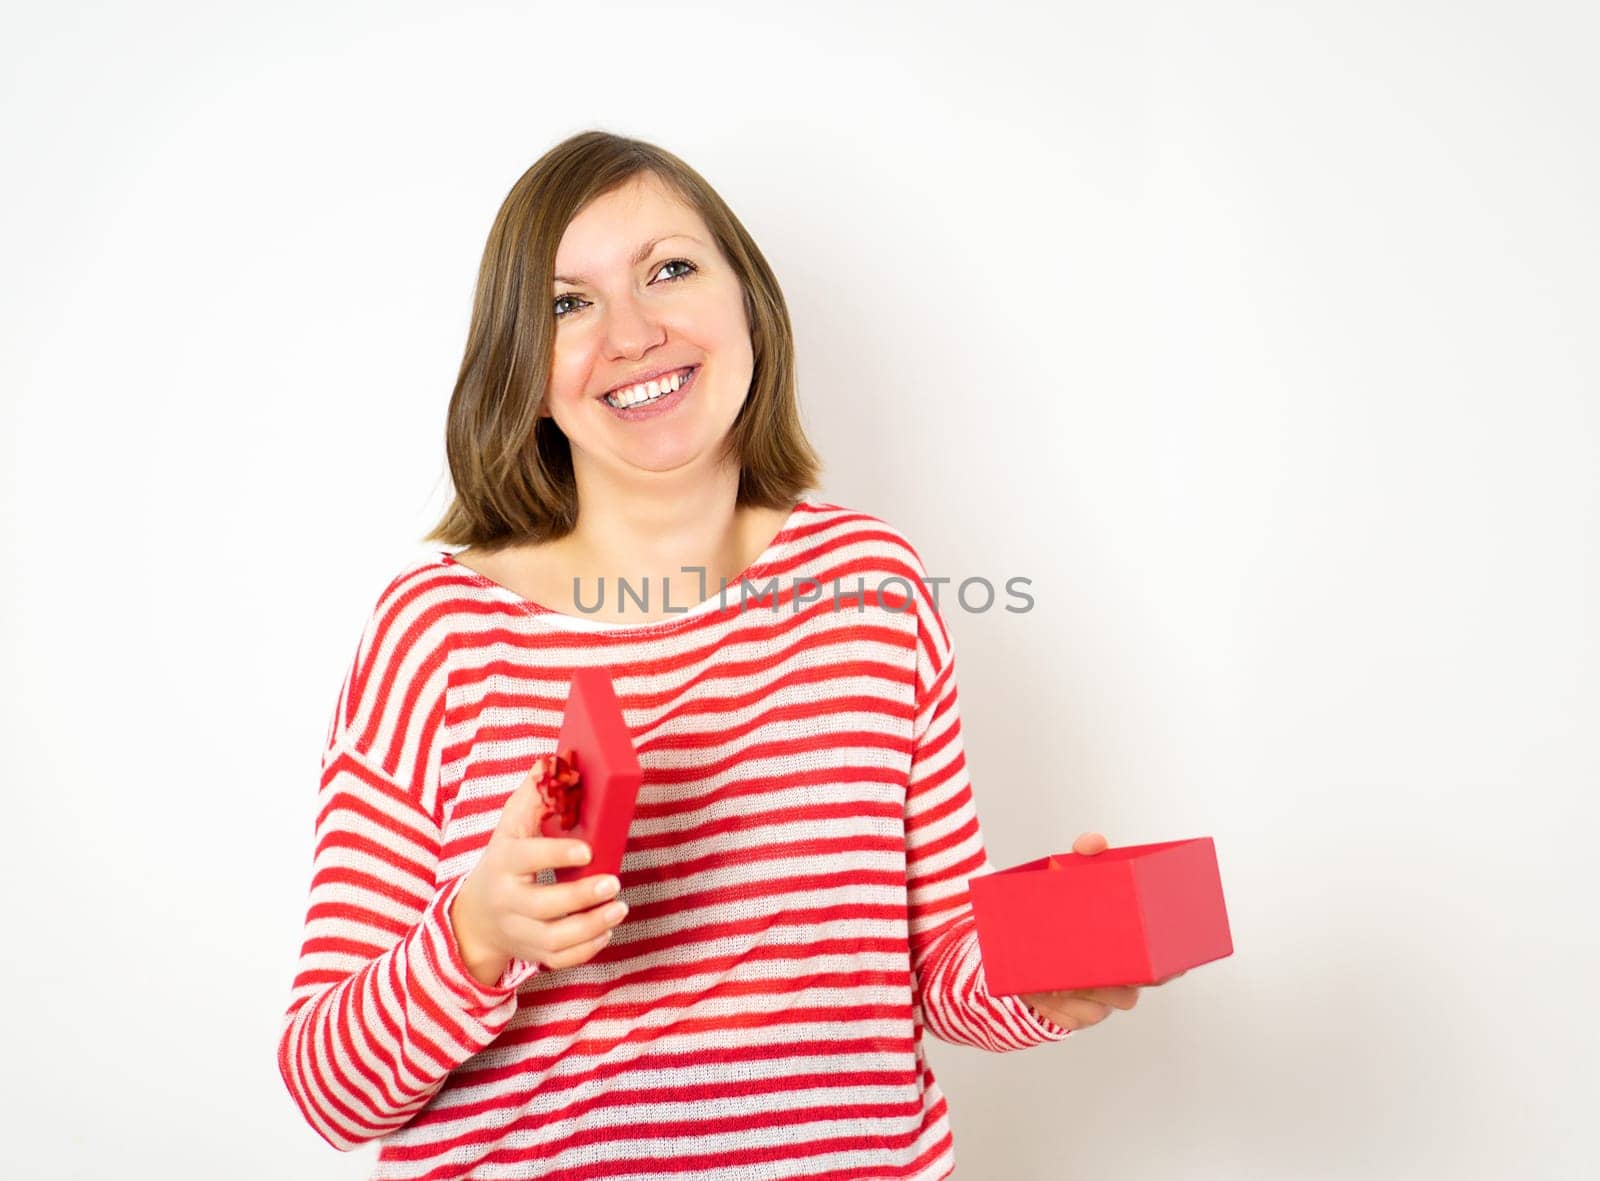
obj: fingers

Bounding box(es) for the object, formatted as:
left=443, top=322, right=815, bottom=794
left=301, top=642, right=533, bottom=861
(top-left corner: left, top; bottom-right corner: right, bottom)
left=506, top=873, right=624, bottom=923
left=537, top=897, right=630, bottom=952
left=540, top=926, right=617, bottom=971
left=1072, top=831, right=1109, bottom=856
left=1062, top=985, right=1139, bottom=1011
left=501, top=894, right=629, bottom=967
left=1032, top=984, right=1141, bottom=1031
left=502, top=902, right=620, bottom=966
left=1027, top=971, right=1186, bottom=1031
left=499, top=835, right=593, bottom=877
left=493, top=770, right=551, bottom=838
left=1033, top=993, right=1115, bottom=1031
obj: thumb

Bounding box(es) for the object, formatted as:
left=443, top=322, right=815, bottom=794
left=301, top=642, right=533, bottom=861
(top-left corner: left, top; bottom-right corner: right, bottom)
left=1073, top=831, right=1109, bottom=856
left=495, top=758, right=556, bottom=838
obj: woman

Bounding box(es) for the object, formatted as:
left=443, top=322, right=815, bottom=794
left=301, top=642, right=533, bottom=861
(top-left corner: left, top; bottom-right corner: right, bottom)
left=278, top=129, right=1169, bottom=1180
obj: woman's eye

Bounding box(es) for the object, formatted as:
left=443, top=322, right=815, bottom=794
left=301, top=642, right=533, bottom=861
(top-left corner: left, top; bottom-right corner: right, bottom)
left=553, top=258, right=698, bottom=320
left=654, top=257, right=697, bottom=282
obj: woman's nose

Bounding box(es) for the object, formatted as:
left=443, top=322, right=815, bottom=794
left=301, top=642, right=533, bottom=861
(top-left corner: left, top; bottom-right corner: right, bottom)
left=602, top=289, right=666, bottom=354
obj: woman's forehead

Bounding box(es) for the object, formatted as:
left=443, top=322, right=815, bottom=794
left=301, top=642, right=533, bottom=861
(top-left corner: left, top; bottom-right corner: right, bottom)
left=566, top=176, right=697, bottom=238
left=555, top=183, right=711, bottom=280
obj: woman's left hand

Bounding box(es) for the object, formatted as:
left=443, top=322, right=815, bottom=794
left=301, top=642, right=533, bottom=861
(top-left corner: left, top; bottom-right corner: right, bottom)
left=1016, top=831, right=1188, bottom=1032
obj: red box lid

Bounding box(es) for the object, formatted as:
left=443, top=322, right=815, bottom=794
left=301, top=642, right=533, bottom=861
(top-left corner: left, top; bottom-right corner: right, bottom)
left=547, top=667, right=643, bottom=883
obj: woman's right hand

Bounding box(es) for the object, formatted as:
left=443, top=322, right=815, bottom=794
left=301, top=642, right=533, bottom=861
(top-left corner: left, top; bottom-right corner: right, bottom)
left=448, top=766, right=629, bottom=987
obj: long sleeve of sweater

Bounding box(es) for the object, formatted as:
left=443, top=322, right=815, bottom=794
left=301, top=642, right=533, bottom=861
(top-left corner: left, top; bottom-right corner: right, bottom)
left=900, top=548, right=1072, bottom=1051
left=276, top=578, right=540, bottom=1150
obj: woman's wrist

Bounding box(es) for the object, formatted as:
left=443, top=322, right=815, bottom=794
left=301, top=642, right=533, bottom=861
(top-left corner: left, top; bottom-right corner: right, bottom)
left=449, top=883, right=512, bottom=988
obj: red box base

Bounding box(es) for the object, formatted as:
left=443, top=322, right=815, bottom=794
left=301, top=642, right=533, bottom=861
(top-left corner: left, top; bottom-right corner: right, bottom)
left=970, top=836, right=1233, bottom=994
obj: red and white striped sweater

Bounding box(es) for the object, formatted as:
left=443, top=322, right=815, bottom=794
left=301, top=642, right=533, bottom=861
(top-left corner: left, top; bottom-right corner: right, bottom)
left=278, top=496, right=1069, bottom=1180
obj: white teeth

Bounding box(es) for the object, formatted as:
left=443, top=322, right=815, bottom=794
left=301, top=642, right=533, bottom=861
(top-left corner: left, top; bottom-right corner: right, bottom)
left=605, top=368, right=689, bottom=409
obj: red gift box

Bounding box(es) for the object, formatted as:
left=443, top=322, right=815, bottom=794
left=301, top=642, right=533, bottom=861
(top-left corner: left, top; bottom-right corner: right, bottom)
left=543, top=667, right=643, bottom=884
left=969, top=836, right=1233, bottom=995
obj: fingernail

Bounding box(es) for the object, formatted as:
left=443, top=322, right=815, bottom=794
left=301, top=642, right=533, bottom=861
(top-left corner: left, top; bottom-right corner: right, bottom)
left=604, top=901, right=628, bottom=922
left=594, top=876, right=620, bottom=898
left=570, top=844, right=591, bottom=864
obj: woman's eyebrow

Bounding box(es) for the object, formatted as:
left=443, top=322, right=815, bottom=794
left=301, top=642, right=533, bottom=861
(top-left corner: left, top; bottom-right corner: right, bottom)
left=554, top=234, right=705, bottom=285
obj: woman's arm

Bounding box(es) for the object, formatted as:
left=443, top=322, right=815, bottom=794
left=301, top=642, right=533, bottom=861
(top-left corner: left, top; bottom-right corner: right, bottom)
left=900, top=552, right=1072, bottom=1051
left=277, top=567, right=539, bottom=1149
left=277, top=743, right=541, bottom=1150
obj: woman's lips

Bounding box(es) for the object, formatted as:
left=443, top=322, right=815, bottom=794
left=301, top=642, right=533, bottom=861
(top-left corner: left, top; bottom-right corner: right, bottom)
left=600, top=365, right=697, bottom=420
left=600, top=364, right=696, bottom=401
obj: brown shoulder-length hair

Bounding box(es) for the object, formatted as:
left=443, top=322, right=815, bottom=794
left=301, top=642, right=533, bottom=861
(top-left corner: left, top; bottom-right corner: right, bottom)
left=423, top=130, right=824, bottom=551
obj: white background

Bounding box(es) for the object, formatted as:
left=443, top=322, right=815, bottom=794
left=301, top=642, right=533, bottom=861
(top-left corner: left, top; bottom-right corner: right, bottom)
left=3, top=1, right=1595, bottom=1177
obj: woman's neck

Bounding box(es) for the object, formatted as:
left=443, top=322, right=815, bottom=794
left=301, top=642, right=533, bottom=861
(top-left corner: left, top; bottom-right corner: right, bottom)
left=552, top=462, right=804, bottom=622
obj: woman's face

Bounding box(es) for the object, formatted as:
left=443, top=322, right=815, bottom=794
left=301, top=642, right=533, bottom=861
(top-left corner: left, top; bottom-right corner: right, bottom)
left=541, top=172, right=753, bottom=487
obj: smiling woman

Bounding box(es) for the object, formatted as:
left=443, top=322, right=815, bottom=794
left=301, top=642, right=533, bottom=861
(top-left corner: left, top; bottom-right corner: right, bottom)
left=277, top=129, right=1077, bottom=1181
left=426, top=132, right=821, bottom=548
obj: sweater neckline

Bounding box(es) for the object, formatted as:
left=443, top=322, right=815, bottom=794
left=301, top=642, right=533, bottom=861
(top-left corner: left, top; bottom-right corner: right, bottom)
left=438, top=496, right=814, bottom=634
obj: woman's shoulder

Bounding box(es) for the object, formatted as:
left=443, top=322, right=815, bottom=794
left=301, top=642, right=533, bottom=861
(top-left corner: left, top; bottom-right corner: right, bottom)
left=364, top=548, right=495, bottom=612
left=323, top=552, right=478, bottom=766
left=793, top=496, right=935, bottom=576
left=339, top=548, right=506, bottom=660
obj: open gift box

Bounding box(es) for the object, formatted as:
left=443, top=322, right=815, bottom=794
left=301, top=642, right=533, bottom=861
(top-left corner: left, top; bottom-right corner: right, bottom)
left=969, top=836, right=1233, bottom=995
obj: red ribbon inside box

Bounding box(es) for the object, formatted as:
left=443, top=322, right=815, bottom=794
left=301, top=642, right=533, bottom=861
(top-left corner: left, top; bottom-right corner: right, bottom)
left=536, top=667, right=643, bottom=884
left=969, top=836, right=1234, bottom=995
